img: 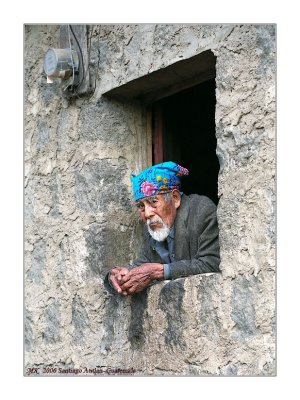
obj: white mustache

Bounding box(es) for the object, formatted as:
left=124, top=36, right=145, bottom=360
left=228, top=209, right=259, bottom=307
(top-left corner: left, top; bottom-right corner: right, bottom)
left=147, top=216, right=164, bottom=226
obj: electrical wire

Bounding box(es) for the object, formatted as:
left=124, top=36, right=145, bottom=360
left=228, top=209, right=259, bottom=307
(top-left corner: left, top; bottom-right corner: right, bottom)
left=67, top=25, right=75, bottom=93
left=69, top=25, right=85, bottom=90
left=63, top=24, right=96, bottom=100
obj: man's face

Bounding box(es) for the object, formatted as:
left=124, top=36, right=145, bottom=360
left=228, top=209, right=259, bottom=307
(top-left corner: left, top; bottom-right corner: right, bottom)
left=135, top=191, right=181, bottom=239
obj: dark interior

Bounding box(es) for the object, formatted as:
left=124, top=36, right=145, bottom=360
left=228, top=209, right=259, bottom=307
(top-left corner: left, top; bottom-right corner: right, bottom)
left=152, top=79, right=220, bottom=204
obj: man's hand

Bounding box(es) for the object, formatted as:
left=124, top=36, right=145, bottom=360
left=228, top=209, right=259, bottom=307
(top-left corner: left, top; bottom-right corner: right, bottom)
left=109, top=267, right=129, bottom=295
left=119, top=263, right=164, bottom=295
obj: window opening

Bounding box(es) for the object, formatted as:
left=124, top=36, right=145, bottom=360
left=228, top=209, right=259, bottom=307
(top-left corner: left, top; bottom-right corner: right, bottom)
left=152, top=79, right=219, bottom=204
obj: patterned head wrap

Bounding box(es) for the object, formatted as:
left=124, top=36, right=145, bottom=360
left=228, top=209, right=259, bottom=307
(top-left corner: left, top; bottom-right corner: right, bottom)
left=131, top=161, right=189, bottom=202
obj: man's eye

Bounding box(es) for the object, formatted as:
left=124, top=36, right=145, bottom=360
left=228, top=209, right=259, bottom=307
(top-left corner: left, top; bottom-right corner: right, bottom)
left=149, top=199, right=158, bottom=204
left=137, top=203, right=144, bottom=210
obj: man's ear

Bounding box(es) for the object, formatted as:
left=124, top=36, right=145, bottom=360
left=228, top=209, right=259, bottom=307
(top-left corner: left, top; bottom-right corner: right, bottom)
left=172, top=190, right=181, bottom=209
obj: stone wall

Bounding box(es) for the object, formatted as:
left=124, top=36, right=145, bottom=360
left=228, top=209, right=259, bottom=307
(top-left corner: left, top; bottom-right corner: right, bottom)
left=24, top=24, right=275, bottom=376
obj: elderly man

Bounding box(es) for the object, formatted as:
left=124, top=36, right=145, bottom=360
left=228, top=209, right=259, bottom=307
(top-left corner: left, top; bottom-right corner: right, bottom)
left=106, top=161, right=220, bottom=295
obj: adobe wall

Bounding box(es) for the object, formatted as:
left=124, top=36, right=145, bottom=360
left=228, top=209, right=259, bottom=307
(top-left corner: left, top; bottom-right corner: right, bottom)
left=24, top=24, right=275, bottom=376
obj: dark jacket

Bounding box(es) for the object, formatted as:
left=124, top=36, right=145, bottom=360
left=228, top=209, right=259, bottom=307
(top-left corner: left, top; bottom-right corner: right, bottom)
left=129, top=194, right=220, bottom=280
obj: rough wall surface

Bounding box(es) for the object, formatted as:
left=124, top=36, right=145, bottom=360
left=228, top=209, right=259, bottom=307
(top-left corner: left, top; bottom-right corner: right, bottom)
left=24, top=24, right=275, bottom=376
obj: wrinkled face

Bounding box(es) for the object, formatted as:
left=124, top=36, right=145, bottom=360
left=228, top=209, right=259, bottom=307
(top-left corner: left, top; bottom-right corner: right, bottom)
left=136, top=190, right=181, bottom=236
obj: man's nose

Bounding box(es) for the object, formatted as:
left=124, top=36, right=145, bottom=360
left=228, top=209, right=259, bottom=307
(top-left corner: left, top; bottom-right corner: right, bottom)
left=144, top=203, right=155, bottom=218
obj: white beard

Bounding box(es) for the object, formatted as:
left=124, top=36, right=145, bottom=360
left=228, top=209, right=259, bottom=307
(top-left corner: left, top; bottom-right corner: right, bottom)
left=147, top=216, right=170, bottom=242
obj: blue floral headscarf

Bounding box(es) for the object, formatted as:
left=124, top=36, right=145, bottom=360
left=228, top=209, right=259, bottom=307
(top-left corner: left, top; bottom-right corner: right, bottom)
left=131, top=161, right=189, bottom=202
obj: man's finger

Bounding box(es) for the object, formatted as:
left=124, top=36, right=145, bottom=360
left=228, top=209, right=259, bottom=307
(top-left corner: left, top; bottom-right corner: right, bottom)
left=118, top=272, right=131, bottom=284
left=120, top=278, right=134, bottom=291
left=109, top=274, right=123, bottom=294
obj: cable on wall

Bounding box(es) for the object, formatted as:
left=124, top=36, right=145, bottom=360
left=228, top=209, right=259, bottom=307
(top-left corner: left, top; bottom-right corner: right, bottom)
left=69, top=25, right=85, bottom=91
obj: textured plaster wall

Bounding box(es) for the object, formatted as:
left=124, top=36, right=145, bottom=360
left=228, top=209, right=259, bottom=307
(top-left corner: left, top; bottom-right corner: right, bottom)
left=24, top=24, right=275, bottom=376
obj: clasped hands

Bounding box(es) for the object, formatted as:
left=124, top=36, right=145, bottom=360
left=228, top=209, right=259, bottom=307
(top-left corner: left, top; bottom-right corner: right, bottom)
left=109, top=263, right=164, bottom=295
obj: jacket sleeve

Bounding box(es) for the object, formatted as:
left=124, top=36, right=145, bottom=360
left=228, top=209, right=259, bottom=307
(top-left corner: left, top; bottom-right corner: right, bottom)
left=169, top=206, right=221, bottom=280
